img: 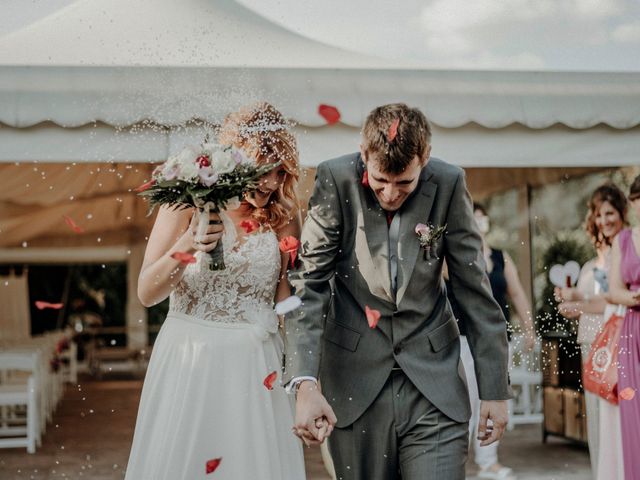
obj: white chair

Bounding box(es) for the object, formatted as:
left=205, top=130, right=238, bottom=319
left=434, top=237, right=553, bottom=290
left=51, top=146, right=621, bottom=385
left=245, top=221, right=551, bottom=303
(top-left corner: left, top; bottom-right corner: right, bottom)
left=0, top=351, right=41, bottom=453
left=507, top=335, right=543, bottom=429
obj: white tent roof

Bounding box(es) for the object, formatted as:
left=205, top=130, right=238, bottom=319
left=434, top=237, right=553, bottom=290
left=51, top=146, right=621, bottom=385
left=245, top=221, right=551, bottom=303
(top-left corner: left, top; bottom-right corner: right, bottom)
left=0, top=0, right=639, bottom=167
left=0, top=0, right=390, bottom=69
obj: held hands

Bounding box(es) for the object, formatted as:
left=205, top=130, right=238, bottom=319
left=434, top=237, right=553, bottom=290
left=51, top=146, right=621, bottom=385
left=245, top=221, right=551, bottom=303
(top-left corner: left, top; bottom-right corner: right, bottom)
left=187, top=210, right=224, bottom=253
left=477, top=400, right=508, bottom=446
left=293, top=380, right=337, bottom=446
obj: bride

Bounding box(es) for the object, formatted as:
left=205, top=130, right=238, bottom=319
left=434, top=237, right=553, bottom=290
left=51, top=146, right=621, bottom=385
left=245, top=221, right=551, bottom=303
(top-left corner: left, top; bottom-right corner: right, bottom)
left=125, top=103, right=306, bottom=479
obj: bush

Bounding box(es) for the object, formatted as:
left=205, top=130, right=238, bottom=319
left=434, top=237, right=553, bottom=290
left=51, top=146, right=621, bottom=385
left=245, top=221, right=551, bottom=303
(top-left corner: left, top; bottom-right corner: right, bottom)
left=535, top=232, right=593, bottom=335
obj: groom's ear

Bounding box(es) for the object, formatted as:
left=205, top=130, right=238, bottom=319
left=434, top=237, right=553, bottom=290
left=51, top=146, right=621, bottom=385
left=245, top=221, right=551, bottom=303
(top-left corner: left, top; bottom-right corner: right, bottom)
left=359, top=144, right=367, bottom=165
left=421, top=145, right=432, bottom=166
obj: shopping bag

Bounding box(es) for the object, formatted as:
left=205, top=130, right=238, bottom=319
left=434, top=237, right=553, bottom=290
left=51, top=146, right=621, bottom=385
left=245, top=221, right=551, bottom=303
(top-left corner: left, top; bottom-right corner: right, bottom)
left=582, top=310, right=624, bottom=405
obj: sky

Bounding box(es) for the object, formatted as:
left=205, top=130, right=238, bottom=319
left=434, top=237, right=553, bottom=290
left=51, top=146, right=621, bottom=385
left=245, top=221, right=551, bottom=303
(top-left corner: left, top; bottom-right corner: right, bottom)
left=2, top=0, right=639, bottom=71
left=237, top=0, right=640, bottom=71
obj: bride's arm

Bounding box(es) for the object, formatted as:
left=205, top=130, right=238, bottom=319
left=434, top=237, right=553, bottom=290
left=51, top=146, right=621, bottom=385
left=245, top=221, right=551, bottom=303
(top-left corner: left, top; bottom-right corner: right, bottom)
left=137, top=205, right=222, bottom=307
left=275, top=214, right=302, bottom=307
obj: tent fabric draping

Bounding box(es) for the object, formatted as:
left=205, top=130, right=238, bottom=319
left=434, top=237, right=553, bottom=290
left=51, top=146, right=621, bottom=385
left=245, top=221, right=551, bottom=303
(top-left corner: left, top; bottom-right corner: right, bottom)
left=0, top=163, right=154, bottom=248
left=0, top=270, right=31, bottom=340
left=1, top=66, right=639, bottom=131
left=0, top=162, right=605, bottom=250
left=2, top=122, right=639, bottom=169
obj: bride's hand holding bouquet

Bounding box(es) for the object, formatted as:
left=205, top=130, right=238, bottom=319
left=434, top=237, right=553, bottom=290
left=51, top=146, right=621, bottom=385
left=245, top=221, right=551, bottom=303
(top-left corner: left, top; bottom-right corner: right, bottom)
left=137, top=141, right=278, bottom=270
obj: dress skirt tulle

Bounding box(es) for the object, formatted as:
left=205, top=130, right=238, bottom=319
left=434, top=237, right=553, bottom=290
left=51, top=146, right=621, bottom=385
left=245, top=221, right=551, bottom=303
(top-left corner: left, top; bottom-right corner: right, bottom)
left=124, top=312, right=306, bottom=480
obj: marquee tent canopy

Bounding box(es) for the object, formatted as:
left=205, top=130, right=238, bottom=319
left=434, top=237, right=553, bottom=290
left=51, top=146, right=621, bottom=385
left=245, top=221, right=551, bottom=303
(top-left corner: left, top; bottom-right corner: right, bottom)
left=1, top=0, right=639, bottom=167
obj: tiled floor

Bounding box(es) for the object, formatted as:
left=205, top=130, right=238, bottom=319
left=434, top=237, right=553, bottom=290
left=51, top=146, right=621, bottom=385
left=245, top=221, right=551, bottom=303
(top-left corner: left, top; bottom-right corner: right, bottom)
left=0, top=376, right=591, bottom=479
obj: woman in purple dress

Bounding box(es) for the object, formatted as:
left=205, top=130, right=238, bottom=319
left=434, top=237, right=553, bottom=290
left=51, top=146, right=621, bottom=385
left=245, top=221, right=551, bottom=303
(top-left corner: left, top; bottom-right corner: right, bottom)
left=608, top=174, right=640, bottom=480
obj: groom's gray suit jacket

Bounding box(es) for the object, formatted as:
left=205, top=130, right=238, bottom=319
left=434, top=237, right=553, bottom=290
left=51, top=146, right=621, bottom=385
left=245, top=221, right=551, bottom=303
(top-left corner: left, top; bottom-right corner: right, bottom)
left=284, top=153, right=510, bottom=428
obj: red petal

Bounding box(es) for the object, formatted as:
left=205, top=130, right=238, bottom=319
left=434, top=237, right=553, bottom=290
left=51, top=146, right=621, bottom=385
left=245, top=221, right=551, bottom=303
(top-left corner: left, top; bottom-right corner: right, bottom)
left=365, top=305, right=381, bottom=329
left=170, top=252, right=197, bottom=264
left=239, top=219, right=260, bottom=234
left=388, top=118, right=400, bottom=142
left=35, top=301, right=64, bottom=310
left=361, top=170, right=369, bottom=188
left=134, top=179, right=156, bottom=192
left=318, top=104, right=341, bottom=125
left=63, top=215, right=84, bottom=234
left=279, top=236, right=300, bottom=254
left=619, top=387, right=636, bottom=401
left=289, top=250, right=298, bottom=269
left=205, top=457, right=222, bottom=474
left=263, top=371, right=278, bottom=390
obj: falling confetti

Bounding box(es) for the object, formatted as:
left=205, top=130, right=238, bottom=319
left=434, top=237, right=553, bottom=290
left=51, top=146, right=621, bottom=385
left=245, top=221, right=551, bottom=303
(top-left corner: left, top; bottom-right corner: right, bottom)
left=63, top=215, right=84, bottom=234
left=275, top=295, right=302, bottom=315
left=619, top=387, right=636, bottom=401
left=205, top=457, right=222, bottom=475
left=279, top=236, right=300, bottom=268
left=318, top=104, right=341, bottom=125
left=170, top=252, right=197, bottom=264
left=388, top=118, right=400, bottom=142
left=239, top=219, right=260, bottom=234
left=134, top=179, right=156, bottom=192
left=263, top=371, right=278, bottom=390
left=35, top=301, right=64, bottom=310
left=365, top=305, right=381, bottom=329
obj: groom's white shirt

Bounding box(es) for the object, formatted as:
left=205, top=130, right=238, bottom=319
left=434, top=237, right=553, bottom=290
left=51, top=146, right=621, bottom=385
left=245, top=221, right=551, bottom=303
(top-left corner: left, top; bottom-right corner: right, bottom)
left=286, top=212, right=401, bottom=393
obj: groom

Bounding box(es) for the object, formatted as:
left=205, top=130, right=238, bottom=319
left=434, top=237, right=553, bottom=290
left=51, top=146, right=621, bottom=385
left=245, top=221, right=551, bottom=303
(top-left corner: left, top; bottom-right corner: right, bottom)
left=284, top=103, right=511, bottom=479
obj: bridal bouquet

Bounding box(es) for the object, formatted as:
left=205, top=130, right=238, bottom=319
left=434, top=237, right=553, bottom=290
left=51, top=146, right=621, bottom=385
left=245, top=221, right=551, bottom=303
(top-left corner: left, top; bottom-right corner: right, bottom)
left=137, top=142, right=277, bottom=270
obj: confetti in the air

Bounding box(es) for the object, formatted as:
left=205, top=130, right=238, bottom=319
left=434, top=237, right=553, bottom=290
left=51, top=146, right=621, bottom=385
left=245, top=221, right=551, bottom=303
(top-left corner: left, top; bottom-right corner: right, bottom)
left=63, top=215, right=84, bottom=234
left=365, top=305, right=381, bottom=329
left=279, top=236, right=300, bottom=268
left=239, top=219, right=260, bottom=234
left=275, top=295, right=302, bottom=315
left=388, top=118, right=400, bottom=142
left=619, top=387, right=636, bottom=401
left=318, top=104, right=341, bottom=125
left=206, top=457, right=222, bottom=474
left=35, top=301, right=64, bottom=310
left=170, top=252, right=197, bottom=264
left=263, top=371, right=278, bottom=390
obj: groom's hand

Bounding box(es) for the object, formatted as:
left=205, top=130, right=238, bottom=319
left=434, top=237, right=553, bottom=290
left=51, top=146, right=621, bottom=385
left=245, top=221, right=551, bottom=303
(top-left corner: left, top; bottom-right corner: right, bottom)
left=477, top=400, right=508, bottom=446
left=294, top=381, right=337, bottom=443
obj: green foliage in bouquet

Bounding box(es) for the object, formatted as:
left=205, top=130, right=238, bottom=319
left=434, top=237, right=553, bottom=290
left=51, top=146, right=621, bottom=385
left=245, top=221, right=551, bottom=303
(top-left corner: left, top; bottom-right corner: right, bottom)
left=138, top=162, right=277, bottom=214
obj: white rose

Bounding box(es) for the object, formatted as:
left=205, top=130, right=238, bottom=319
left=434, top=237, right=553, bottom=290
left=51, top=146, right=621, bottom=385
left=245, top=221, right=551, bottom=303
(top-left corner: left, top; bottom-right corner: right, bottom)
left=177, top=160, right=199, bottom=181
left=210, top=150, right=237, bottom=175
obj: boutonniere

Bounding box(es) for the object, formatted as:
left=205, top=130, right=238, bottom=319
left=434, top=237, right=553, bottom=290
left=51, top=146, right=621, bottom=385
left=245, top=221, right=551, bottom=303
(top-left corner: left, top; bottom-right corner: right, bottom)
left=415, top=223, right=447, bottom=260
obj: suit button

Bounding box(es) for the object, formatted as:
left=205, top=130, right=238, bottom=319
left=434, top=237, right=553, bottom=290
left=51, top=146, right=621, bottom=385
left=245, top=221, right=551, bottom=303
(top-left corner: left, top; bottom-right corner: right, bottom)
left=394, top=346, right=401, bottom=355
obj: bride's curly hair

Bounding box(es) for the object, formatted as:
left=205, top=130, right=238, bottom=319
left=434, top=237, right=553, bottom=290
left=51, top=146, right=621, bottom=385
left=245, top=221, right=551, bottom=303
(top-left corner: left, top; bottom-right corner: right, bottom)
left=218, top=102, right=299, bottom=230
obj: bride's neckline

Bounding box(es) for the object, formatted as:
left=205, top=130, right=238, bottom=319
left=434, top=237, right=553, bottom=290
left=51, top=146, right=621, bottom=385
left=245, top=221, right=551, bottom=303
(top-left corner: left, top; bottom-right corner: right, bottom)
left=220, top=212, right=275, bottom=252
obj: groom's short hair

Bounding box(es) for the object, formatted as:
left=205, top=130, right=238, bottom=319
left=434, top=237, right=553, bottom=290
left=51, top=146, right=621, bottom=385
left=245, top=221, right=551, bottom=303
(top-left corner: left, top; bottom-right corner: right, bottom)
left=362, top=103, right=432, bottom=174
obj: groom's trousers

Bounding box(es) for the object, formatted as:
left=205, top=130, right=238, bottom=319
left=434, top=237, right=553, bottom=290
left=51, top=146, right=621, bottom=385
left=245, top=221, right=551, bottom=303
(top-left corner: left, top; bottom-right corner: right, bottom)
left=327, top=368, right=469, bottom=480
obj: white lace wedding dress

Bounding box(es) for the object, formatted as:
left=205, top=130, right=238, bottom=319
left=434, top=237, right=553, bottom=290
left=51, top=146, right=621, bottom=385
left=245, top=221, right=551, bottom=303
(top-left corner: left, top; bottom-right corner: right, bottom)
left=125, top=213, right=306, bottom=479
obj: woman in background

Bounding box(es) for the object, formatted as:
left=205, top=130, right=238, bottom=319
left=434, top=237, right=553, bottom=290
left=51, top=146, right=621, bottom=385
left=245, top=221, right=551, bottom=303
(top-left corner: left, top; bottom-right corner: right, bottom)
left=606, top=174, right=640, bottom=480
left=556, top=183, right=627, bottom=479
left=446, top=203, right=535, bottom=480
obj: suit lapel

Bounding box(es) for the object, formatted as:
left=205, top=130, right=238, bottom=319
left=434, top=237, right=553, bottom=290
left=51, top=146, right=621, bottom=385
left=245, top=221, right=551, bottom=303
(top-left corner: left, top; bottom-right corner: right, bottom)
left=355, top=158, right=394, bottom=303
left=396, top=168, right=437, bottom=304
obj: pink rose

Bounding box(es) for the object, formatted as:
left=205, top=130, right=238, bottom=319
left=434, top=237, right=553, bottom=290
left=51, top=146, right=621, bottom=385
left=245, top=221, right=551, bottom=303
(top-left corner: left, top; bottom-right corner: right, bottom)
left=415, top=223, right=430, bottom=236
left=198, top=167, right=219, bottom=187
